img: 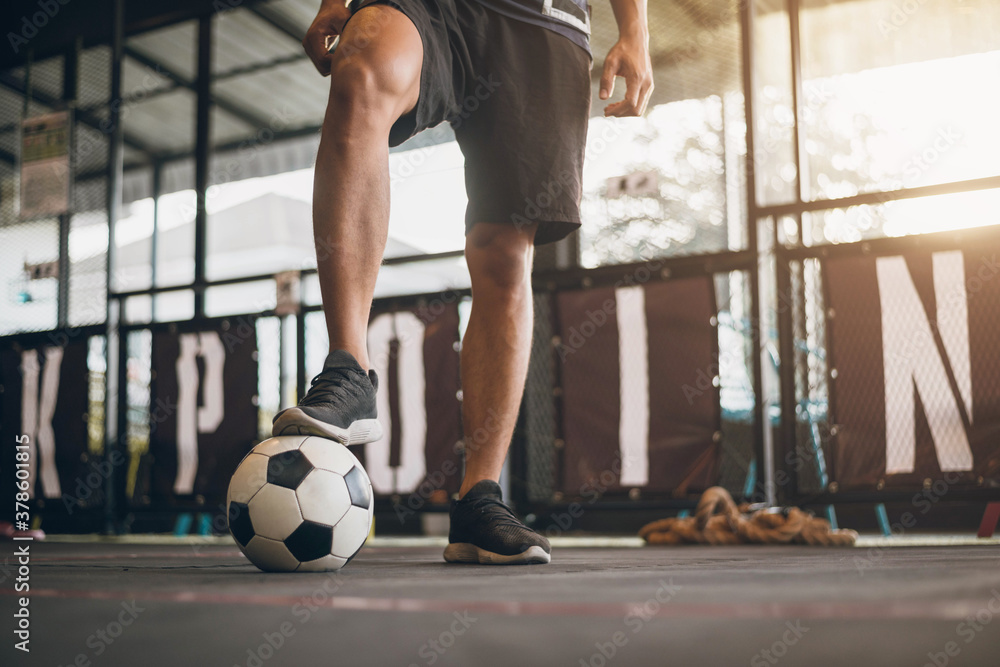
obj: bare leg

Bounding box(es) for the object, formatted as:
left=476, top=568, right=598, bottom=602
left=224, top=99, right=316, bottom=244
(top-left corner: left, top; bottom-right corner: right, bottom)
left=312, top=6, right=422, bottom=369
left=459, top=222, right=538, bottom=498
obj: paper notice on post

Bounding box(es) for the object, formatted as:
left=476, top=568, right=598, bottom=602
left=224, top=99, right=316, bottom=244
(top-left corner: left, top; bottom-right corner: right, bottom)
left=20, top=111, right=71, bottom=219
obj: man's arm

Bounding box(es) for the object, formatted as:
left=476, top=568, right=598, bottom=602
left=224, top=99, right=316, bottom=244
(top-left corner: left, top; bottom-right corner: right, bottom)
left=601, top=0, right=654, bottom=117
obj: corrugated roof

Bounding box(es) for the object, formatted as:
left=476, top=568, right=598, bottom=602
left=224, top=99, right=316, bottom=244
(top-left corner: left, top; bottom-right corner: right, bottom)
left=212, top=7, right=304, bottom=75
left=2, top=0, right=755, bottom=202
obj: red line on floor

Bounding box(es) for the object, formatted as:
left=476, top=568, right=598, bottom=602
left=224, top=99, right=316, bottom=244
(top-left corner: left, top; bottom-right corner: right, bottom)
left=31, top=551, right=242, bottom=562
left=0, top=587, right=987, bottom=621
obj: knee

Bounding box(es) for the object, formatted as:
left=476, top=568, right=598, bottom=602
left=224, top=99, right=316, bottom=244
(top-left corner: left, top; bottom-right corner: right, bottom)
left=466, top=224, right=537, bottom=295
left=326, top=58, right=397, bottom=124
left=324, top=14, right=421, bottom=128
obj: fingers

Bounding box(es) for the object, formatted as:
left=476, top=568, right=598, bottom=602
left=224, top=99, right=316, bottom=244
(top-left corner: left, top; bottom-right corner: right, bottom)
left=640, top=77, right=654, bottom=114
left=601, top=38, right=654, bottom=117
left=603, top=99, right=627, bottom=117
left=303, top=31, right=333, bottom=76
left=603, top=72, right=654, bottom=117
left=624, top=70, right=642, bottom=113
left=603, top=88, right=639, bottom=118
left=599, top=57, right=617, bottom=101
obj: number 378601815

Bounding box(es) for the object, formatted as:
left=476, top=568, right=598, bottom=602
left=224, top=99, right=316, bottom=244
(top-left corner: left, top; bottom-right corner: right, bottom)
left=14, top=435, right=31, bottom=519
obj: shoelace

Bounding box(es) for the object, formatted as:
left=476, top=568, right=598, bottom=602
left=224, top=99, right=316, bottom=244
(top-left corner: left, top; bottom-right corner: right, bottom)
left=300, top=368, right=361, bottom=406
left=465, top=496, right=530, bottom=531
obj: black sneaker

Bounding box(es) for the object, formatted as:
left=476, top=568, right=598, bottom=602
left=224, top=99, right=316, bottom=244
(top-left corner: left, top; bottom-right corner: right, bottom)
left=271, top=350, right=383, bottom=444
left=444, top=480, right=551, bottom=565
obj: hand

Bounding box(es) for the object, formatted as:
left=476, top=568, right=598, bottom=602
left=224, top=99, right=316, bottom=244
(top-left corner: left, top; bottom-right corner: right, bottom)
left=303, top=1, right=352, bottom=76
left=599, top=35, right=654, bottom=117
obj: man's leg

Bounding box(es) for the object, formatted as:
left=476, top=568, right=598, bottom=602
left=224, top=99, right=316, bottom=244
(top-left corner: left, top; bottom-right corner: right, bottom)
left=459, top=222, right=537, bottom=497
left=312, top=6, right=422, bottom=369
left=443, top=221, right=551, bottom=565
left=272, top=5, right=421, bottom=440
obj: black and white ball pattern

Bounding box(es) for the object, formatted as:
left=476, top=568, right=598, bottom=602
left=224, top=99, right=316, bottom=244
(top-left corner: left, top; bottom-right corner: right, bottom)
left=227, top=435, right=373, bottom=572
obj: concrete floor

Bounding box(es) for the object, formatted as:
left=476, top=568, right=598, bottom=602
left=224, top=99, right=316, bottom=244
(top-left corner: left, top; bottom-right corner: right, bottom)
left=2, top=542, right=999, bottom=666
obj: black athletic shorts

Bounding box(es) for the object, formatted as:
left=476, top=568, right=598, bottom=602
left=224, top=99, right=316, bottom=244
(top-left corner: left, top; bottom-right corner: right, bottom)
left=347, top=0, right=593, bottom=245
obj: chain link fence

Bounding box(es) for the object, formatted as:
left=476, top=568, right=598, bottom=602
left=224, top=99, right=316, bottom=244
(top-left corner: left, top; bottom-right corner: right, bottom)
left=789, top=257, right=832, bottom=495
left=1, top=54, right=64, bottom=335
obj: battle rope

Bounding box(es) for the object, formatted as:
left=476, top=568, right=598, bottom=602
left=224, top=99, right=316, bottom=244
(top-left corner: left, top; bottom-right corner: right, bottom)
left=639, top=487, right=858, bottom=546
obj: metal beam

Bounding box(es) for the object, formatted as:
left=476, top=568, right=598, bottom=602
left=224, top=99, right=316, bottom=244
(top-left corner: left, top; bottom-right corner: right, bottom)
left=0, top=0, right=256, bottom=71
left=124, top=45, right=274, bottom=130
left=214, top=52, right=308, bottom=81
left=758, top=174, right=1000, bottom=219
left=150, top=121, right=321, bottom=164
left=779, top=222, right=1000, bottom=261
left=247, top=3, right=307, bottom=44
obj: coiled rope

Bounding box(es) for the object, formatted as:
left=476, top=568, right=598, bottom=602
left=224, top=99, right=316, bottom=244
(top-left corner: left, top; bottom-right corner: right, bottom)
left=639, top=487, right=858, bottom=546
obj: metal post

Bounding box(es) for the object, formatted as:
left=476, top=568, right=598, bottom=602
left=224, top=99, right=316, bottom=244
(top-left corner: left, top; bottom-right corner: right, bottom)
left=788, top=0, right=809, bottom=207
left=775, top=253, right=797, bottom=502
left=775, top=0, right=808, bottom=502
left=740, top=0, right=771, bottom=504
left=57, top=39, right=80, bottom=328
left=295, top=312, right=306, bottom=402
left=22, top=49, right=32, bottom=115
left=151, top=161, right=162, bottom=317
left=193, top=14, right=213, bottom=318
left=103, top=0, right=126, bottom=535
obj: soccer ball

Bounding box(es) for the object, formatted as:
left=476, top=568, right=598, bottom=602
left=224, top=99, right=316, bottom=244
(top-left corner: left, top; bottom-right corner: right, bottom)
left=227, top=435, right=374, bottom=572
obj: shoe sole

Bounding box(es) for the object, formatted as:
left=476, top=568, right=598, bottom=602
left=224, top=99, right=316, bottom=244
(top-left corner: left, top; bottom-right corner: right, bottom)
left=443, top=543, right=551, bottom=565
left=272, top=409, right=383, bottom=445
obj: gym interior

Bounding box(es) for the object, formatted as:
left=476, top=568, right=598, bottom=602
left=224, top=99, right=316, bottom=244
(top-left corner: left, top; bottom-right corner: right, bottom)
left=1, top=0, right=999, bottom=665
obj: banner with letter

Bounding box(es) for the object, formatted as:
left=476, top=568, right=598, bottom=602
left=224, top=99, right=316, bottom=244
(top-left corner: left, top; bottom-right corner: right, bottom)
left=556, top=276, right=720, bottom=497
left=0, top=340, right=90, bottom=514
left=824, top=248, right=1000, bottom=489
left=362, top=300, right=463, bottom=503
left=147, top=323, right=258, bottom=504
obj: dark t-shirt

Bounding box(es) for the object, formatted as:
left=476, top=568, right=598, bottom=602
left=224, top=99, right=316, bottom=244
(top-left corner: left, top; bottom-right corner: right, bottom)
left=471, top=0, right=591, bottom=53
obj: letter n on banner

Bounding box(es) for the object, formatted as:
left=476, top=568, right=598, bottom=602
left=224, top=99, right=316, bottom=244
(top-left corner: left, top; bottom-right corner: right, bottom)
left=824, top=248, right=1000, bottom=489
